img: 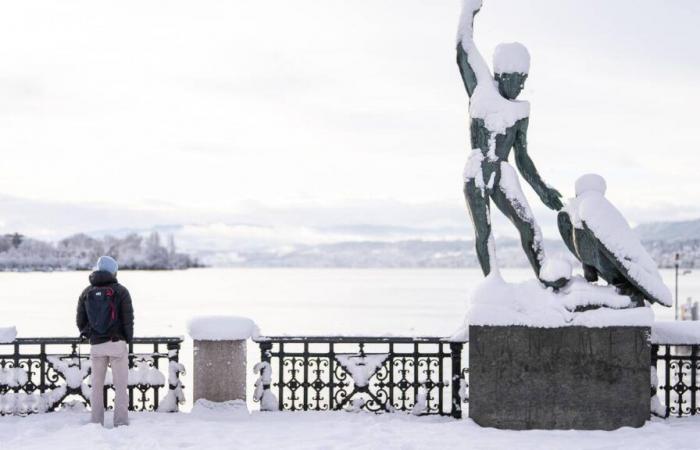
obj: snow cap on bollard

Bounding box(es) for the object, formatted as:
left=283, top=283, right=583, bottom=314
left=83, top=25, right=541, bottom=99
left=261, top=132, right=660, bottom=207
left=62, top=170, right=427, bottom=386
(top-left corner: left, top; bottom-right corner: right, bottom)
left=188, top=316, right=257, bottom=404
left=187, top=315, right=260, bottom=341
left=0, top=326, right=17, bottom=343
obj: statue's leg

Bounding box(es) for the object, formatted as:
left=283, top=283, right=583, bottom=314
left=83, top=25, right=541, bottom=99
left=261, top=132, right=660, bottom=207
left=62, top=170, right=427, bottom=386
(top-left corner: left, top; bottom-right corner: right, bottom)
left=464, top=179, right=494, bottom=276
left=490, top=162, right=544, bottom=276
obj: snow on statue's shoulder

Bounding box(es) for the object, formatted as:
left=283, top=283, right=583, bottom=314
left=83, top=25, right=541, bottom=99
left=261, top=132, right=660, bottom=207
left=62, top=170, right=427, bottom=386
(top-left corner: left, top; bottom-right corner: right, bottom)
left=469, top=87, right=530, bottom=135
left=0, top=326, right=17, bottom=343
left=187, top=316, right=259, bottom=341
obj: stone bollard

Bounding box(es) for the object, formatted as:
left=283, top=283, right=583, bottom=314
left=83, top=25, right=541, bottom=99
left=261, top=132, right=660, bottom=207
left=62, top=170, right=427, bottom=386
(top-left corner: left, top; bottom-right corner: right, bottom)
left=187, top=316, right=259, bottom=403
left=193, top=339, right=247, bottom=402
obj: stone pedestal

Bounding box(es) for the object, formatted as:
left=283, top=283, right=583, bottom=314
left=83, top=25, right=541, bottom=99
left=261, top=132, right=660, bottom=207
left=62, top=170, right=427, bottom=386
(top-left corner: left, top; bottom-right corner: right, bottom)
left=193, top=339, right=247, bottom=403
left=469, top=325, right=650, bottom=430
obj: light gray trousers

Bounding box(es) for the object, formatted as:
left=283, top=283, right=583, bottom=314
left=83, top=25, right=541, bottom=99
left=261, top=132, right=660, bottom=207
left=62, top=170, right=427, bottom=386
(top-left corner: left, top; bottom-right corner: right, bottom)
left=90, top=340, right=129, bottom=426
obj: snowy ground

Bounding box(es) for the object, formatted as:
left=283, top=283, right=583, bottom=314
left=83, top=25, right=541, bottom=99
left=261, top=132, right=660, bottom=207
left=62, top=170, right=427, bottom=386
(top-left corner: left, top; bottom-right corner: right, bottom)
left=1, top=408, right=698, bottom=450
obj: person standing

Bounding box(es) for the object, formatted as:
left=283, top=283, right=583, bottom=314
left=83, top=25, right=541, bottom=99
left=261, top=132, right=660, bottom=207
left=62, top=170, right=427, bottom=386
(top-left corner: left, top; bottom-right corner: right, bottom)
left=76, top=255, right=134, bottom=427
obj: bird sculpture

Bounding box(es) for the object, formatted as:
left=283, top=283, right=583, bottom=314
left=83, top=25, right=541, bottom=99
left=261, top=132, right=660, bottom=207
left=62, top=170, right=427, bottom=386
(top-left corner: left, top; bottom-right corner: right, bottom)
left=557, top=174, right=672, bottom=307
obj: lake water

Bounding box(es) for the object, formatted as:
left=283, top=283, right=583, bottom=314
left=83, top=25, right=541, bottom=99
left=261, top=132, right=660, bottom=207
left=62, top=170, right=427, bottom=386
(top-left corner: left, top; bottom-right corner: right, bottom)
left=0, top=267, right=695, bottom=338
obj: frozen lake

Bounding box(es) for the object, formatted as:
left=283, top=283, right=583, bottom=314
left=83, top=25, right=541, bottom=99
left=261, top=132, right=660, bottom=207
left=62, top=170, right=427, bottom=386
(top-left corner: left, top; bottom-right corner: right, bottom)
left=0, top=267, right=694, bottom=338
left=1, top=267, right=696, bottom=411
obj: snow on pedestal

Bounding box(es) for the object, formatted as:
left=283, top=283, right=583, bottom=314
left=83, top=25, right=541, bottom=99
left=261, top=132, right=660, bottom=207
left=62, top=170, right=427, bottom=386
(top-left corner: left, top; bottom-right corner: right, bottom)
left=457, top=271, right=653, bottom=335
left=539, top=258, right=572, bottom=284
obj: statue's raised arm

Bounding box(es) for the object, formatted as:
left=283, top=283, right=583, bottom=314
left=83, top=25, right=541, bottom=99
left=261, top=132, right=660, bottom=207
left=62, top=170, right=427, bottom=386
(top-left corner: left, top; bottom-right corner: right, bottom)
left=456, top=0, right=492, bottom=97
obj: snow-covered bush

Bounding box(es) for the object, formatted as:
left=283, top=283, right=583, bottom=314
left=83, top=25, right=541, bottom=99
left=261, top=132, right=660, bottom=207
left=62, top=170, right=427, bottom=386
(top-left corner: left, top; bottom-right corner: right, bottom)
left=0, top=231, right=198, bottom=271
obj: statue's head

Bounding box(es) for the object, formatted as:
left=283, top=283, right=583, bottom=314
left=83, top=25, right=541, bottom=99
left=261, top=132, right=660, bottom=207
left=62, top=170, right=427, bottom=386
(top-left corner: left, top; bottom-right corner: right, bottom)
left=493, top=42, right=530, bottom=100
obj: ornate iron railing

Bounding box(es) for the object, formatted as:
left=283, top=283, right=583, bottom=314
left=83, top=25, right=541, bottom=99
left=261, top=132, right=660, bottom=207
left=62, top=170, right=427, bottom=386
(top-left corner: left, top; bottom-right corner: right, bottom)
left=652, top=344, right=699, bottom=417
left=0, top=337, right=185, bottom=415
left=253, top=336, right=466, bottom=418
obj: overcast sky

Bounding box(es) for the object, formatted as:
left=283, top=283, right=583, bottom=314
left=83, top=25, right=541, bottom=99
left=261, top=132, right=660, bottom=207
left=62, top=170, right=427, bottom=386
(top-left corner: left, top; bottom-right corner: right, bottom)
left=1, top=0, right=699, bottom=241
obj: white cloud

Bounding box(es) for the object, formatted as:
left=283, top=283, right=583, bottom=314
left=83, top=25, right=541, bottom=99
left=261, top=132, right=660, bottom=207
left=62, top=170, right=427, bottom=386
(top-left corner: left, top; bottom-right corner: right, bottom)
left=0, top=0, right=698, bottom=235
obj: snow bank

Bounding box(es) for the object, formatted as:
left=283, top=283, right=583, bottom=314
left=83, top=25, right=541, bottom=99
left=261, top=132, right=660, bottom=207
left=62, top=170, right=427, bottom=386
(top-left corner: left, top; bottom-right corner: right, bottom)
left=190, top=399, right=249, bottom=419
left=3, top=405, right=700, bottom=450
left=651, top=321, right=700, bottom=345
left=187, top=316, right=259, bottom=341
left=493, top=42, right=530, bottom=74
left=0, top=326, right=17, bottom=343
left=463, top=272, right=653, bottom=329
left=565, top=174, right=672, bottom=306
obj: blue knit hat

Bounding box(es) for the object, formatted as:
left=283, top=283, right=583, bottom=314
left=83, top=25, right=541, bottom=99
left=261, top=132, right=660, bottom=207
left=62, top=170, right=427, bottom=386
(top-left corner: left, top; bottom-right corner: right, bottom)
left=95, top=255, right=118, bottom=274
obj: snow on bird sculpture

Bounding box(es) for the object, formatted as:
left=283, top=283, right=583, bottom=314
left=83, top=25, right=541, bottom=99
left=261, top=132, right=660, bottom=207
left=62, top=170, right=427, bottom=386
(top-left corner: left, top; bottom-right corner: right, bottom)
left=557, top=174, right=672, bottom=307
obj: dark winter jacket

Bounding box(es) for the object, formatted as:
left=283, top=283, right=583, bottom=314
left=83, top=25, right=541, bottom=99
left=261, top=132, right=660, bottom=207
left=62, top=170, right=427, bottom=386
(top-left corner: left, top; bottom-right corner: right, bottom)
left=76, top=271, right=134, bottom=345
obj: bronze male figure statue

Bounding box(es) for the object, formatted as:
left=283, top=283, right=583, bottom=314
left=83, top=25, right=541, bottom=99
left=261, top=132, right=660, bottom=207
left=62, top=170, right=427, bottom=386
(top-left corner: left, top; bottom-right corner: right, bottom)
left=457, top=0, right=564, bottom=287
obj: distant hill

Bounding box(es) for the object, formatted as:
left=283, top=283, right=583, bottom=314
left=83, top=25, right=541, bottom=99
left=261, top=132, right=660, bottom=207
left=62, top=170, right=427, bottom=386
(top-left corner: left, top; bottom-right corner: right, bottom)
left=633, top=219, right=700, bottom=268
left=635, top=219, right=700, bottom=242
left=4, top=217, right=700, bottom=270
left=0, top=232, right=199, bottom=271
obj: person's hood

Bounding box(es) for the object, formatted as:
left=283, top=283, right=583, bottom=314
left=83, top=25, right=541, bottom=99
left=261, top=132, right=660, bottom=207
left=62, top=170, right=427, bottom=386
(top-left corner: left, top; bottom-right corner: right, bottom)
left=89, top=270, right=118, bottom=287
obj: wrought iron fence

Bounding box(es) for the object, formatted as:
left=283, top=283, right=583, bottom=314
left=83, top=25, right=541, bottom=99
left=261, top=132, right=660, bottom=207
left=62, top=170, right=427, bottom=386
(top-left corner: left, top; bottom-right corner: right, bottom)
left=0, top=337, right=185, bottom=415
left=253, top=336, right=466, bottom=418
left=652, top=344, right=699, bottom=417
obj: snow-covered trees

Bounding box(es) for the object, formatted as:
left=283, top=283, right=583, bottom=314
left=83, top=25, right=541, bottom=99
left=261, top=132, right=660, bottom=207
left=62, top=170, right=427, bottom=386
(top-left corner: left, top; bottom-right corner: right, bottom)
left=0, top=232, right=198, bottom=271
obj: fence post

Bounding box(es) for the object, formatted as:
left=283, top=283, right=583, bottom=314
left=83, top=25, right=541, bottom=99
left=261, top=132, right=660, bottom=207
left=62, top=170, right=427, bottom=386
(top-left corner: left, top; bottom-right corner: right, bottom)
left=450, top=341, right=464, bottom=419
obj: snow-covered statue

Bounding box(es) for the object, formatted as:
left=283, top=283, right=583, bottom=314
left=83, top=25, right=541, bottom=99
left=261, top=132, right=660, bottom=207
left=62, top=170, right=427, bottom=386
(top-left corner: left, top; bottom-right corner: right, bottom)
left=558, top=174, right=672, bottom=307
left=457, top=0, right=565, bottom=288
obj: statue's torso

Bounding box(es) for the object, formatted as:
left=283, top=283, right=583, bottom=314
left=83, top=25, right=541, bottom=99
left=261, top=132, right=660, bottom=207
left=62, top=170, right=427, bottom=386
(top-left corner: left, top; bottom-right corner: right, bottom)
left=470, top=117, right=525, bottom=161
left=468, top=117, right=527, bottom=186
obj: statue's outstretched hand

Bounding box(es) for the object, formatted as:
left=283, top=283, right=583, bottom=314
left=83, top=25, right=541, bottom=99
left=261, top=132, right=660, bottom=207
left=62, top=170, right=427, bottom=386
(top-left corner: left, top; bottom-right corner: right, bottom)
left=540, top=187, right=563, bottom=211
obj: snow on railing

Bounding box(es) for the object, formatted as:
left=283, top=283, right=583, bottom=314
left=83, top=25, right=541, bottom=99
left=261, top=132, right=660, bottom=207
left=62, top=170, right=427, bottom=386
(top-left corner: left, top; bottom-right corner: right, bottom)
left=253, top=336, right=466, bottom=418
left=651, top=321, right=700, bottom=418
left=0, top=337, right=184, bottom=415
